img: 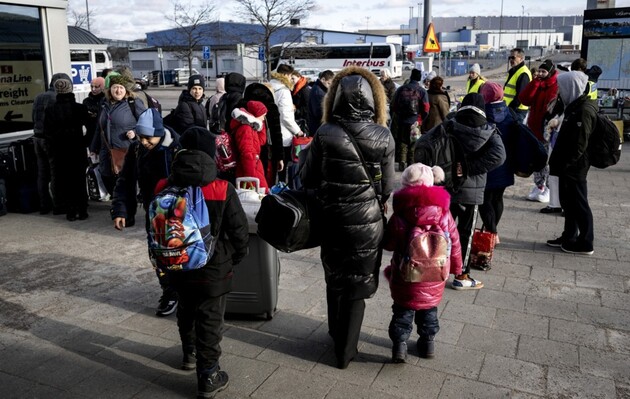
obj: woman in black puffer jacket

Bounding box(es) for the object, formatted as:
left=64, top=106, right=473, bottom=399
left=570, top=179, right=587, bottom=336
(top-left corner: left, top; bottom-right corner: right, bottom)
left=301, top=66, right=396, bottom=369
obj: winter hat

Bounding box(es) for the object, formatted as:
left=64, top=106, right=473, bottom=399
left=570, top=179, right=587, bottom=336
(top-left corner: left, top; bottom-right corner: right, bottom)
left=106, top=72, right=134, bottom=90
left=215, top=77, right=226, bottom=93
left=246, top=100, right=267, bottom=118
left=54, top=78, right=73, bottom=94
left=135, top=108, right=165, bottom=138
left=539, top=59, right=555, bottom=75
left=187, top=74, right=205, bottom=90
left=456, top=93, right=487, bottom=127
left=410, top=68, right=423, bottom=82
left=91, top=77, right=105, bottom=89
left=401, top=163, right=445, bottom=187
left=479, top=81, right=504, bottom=104
left=469, top=63, right=481, bottom=75
left=179, top=126, right=217, bottom=158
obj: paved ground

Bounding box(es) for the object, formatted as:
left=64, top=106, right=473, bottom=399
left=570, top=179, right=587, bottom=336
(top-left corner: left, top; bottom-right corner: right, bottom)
left=2, top=140, right=630, bottom=398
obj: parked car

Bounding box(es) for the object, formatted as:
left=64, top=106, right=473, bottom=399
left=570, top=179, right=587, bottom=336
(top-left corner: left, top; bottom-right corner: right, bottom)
left=403, top=61, right=414, bottom=70
left=296, top=68, right=321, bottom=82
left=173, top=67, right=201, bottom=86
left=134, top=74, right=148, bottom=90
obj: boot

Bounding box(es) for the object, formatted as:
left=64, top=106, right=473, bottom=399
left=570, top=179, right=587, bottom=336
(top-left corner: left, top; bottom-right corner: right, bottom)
left=392, top=341, right=407, bottom=363
left=182, top=346, right=196, bottom=371
left=197, top=366, right=229, bottom=399
left=418, top=335, right=435, bottom=359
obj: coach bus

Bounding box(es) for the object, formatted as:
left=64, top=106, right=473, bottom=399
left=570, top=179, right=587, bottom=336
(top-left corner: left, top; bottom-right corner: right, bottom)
left=269, top=42, right=404, bottom=78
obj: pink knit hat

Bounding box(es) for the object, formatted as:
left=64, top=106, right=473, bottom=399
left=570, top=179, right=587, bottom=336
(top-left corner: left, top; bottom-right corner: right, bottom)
left=479, top=81, right=504, bottom=104
left=401, top=163, right=445, bottom=187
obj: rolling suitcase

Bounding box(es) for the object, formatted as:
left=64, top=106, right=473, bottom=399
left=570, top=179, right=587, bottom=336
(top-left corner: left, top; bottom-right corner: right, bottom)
left=226, top=177, right=280, bottom=320
left=6, top=138, right=39, bottom=213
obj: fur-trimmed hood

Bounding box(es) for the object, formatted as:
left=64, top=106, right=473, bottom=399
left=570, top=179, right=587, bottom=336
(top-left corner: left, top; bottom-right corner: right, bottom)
left=392, top=184, right=451, bottom=226
left=230, top=108, right=264, bottom=132
left=322, top=66, right=388, bottom=126
left=270, top=72, right=294, bottom=90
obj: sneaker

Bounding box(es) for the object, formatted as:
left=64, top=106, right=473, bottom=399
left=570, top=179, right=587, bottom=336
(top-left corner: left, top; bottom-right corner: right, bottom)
left=451, top=274, right=484, bottom=290
left=472, top=255, right=492, bottom=271
left=197, top=368, right=229, bottom=399
left=534, top=186, right=550, bottom=203
left=182, top=350, right=196, bottom=371
left=540, top=206, right=563, bottom=214
left=156, top=295, right=178, bottom=317
left=417, top=335, right=435, bottom=359
left=561, top=241, right=594, bottom=255
left=392, top=341, right=407, bottom=363
left=546, top=237, right=564, bottom=248
left=526, top=186, right=540, bottom=201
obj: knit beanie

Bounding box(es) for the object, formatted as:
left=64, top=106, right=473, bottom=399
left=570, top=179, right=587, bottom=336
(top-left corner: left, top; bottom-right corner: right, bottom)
left=180, top=126, right=217, bottom=158
left=91, top=77, right=105, bottom=89
left=246, top=100, right=267, bottom=118
left=106, top=72, right=134, bottom=91
left=401, top=163, right=445, bottom=187
left=469, top=63, right=481, bottom=75
left=135, top=108, right=165, bottom=137
left=456, top=93, right=487, bottom=127
left=479, top=81, right=504, bottom=104
left=410, top=68, right=423, bottom=82
left=54, top=78, right=73, bottom=94
left=539, top=59, right=555, bottom=75
left=188, top=74, right=205, bottom=90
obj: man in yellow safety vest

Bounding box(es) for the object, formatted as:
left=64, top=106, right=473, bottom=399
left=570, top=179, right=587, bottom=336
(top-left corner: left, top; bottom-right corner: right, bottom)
left=503, top=48, right=532, bottom=123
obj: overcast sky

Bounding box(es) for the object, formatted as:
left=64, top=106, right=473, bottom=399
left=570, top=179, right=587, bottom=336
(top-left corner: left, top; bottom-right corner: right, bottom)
left=69, top=0, right=630, bottom=41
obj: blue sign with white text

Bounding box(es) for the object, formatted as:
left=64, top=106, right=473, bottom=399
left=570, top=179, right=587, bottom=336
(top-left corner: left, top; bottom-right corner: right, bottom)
left=203, top=46, right=211, bottom=60
left=258, top=46, right=265, bottom=61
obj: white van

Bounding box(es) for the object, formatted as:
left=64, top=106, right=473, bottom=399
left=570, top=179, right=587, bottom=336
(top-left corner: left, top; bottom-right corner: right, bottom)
left=173, top=68, right=201, bottom=86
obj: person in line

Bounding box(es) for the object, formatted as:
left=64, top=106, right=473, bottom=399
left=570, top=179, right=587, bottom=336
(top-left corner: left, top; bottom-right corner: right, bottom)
left=519, top=59, right=559, bottom=205
left=547, top=71, right=598, bottom=255
left=157, top=128, right=248, bottom=399
left=83, top=76, right=106, bottom=149
left=466, top=63, right=486, bottom=94
left=31, top=72, right=71, bottom=215
left=503, top=48, right=532, bottom=123
left=391, top=68, right=430, bottom=171
left=111, top=108, right=181, bottom=317
left=290, top=70, right=311, bottom=133
left=205, top=77, right=226, bottom=122
left=43, top=78, right=90, bottom=221
left=222, top=73, right=247, bottom=132
left=415, top=93, right=506, bottom=290
left=379, top=68, right=397, bottom=104
left=238, top=82, right=283, bottom=186
left=90, top=73, right=146, bottom=195
left=301, top=66, right=395, bottom=369
left=172, top=74, right=207, bottom=134
left=570, top=58, right=600, bottom=101
left=307, top=70, right=334, bottom=135
left=422, top=76, right=450, bottom=134
left=231, top=100, right=270, bottom=192
left=383, top=163, right=462, bottom=362
left=476, top=82, right=518, bottom=270
left=270, top=64, right=303, bottom=185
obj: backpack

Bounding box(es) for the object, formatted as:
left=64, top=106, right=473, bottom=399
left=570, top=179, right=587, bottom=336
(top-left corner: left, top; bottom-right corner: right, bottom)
left=413, top=123, right=468, bottom=192
left=395, top=85, right=421, bottom=117
left=128, top=91, right=162, bottom=120
left=209, top=96, right=228, bottom=134
left=588, top=113, right=621, bottom=169
left=509, top=120, right=548, bottom=178
left=215, top=131, right=237, bottom=172
left=398, top=224, right=451, bottom=283
left=147, top=185, right=215, bottom=272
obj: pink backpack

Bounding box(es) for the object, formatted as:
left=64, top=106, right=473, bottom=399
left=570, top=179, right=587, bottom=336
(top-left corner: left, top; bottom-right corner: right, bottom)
left=397, top=224, right=451, bottom=283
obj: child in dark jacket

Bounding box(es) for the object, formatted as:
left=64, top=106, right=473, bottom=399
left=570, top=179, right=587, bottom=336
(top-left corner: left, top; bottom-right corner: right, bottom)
left=383, top=163, right=463, bottom=362
left=155, top=128, right=249, bottom=399
left=111, top=108, right=182, bottom=317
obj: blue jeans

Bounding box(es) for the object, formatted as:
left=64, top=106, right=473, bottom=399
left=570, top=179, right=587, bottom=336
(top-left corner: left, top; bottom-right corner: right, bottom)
left=388, top=304, right=439, bottom=343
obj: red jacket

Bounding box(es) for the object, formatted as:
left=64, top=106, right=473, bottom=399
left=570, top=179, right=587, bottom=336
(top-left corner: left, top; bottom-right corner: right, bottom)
left=230, top=108, right=269, bottom=192
left=383, top=184, right=462, bottom=310
left=518, top=71, right=558, bottom=141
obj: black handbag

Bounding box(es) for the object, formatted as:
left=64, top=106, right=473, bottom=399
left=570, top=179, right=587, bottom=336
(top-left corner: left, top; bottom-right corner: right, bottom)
left=255, top=187, right=321, bottom=253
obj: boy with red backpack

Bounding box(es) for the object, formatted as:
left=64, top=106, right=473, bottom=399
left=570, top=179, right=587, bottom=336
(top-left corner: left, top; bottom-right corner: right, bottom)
left=383, top=163, right=463, bottom=362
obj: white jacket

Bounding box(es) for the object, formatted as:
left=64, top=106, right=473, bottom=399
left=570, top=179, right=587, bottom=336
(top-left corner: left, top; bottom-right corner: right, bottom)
left=270, top=77, right=301, bottom=146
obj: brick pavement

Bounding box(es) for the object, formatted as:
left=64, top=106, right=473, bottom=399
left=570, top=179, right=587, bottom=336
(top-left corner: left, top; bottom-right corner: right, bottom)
left=1, top=145, right=630, bottom=398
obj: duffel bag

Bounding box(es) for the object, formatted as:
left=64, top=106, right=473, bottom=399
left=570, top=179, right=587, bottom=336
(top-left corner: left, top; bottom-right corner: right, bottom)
left=255, top=188, right=321, bottom=253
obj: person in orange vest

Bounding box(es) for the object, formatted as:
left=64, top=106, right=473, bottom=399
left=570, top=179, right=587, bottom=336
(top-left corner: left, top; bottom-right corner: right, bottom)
left=503, top=48, right=532, bottom=123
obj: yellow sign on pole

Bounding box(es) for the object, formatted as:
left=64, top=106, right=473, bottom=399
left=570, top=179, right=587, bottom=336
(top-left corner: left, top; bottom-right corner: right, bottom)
left=423, top=23, right=441, bottom=53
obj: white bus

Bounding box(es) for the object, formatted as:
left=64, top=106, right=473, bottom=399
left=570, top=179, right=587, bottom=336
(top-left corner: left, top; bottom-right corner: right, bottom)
left=269, top=42, right=404, bottom=78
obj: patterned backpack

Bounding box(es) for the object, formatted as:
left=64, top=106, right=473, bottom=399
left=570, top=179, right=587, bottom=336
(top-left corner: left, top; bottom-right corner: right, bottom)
left=398, top=224, right=451, bottom=283
left=147, top=185, right=215, bottom=272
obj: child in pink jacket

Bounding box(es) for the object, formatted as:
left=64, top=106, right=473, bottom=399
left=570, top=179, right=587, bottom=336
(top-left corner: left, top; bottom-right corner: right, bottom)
left=383, top=163, right=463, bottom=362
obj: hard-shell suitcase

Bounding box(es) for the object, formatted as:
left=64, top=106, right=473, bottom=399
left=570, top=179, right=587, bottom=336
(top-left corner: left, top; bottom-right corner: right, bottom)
left=5, top=139, right=39, bottom=213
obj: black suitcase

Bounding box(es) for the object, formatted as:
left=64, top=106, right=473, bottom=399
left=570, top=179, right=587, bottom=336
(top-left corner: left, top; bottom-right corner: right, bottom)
left=8, top=138, right=37, bottom=178
left=5, top=139, right=39, bottom=213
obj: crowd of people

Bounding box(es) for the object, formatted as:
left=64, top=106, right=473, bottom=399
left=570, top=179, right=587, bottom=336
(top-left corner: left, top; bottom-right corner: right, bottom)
left=30, top=51, right=602, bottom=397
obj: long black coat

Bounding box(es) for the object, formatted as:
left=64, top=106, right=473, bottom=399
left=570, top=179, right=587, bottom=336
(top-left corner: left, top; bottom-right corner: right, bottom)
left=301, top=66, right=395, bottom=299
left=172, top=90, right=207, bottom=135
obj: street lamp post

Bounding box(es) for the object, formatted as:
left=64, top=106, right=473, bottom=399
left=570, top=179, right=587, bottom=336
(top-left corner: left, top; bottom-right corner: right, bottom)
left=521, top=5, right=524, bottom=42
left=498, top=0, right=504, bottom=51
left=85, top=0, right=90, bottom=32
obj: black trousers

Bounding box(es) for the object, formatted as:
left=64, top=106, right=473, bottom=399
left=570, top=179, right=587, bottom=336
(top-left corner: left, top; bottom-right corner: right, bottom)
left=479, top=187, right=506, bottom=233
left=559, top=176, right=593, bottom=245
left=33, top=137, right=54, bottom=211
left=326, top=288, right=365, bottom=366
left=450, top=203, right=478, bottom=274
left=176, top=289, right=226, bottom=372
left=388, top=304, right=439, bottom=343
left=277, top=146, right=293, bottom=186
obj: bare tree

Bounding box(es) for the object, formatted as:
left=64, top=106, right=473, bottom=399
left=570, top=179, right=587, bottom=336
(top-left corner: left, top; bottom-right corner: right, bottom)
left=234, top=0, right=313, bottom=79
left=66, top=4, right=96, bottom=32
left=164, top=0, right=217, bottom=74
